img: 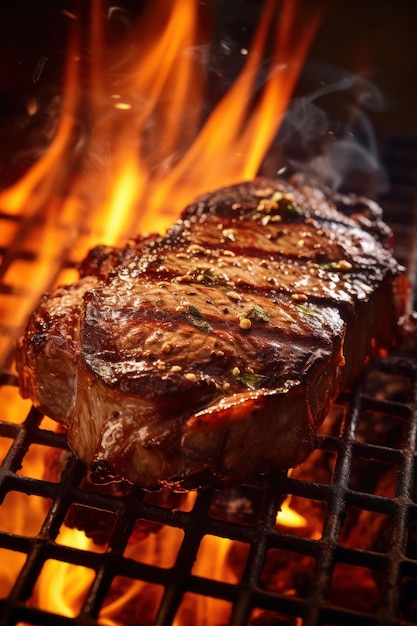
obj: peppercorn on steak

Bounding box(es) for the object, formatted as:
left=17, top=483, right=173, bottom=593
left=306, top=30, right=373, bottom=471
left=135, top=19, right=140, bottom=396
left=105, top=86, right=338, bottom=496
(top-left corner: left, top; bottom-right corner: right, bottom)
left=16, top=177, right=408, bottom=490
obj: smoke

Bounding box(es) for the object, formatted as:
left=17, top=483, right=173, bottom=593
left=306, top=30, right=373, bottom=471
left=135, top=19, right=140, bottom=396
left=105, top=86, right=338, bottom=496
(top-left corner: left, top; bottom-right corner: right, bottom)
left=205, top=10, right=389, bottom=200
left=266, top=62, right=389, bottom=198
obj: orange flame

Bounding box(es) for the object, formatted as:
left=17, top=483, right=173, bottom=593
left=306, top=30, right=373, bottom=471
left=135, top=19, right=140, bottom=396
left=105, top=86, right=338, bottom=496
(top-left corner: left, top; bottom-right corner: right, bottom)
left=0, top=0, right=322, bottom=622
left=1, top=0, right=320, bottom=240
left=0, top=0, right=321, bottom=369
left=277, top=495, right=309, bottom=529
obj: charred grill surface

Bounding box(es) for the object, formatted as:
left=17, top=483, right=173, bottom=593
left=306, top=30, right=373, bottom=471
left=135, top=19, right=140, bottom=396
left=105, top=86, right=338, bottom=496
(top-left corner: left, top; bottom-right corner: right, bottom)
left=16, top=177, right=408, bottom=490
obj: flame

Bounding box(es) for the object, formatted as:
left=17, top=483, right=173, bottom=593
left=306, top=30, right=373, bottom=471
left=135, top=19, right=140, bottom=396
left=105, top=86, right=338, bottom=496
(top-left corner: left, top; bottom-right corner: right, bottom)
left=32, top=528, right=96, bottom=617
left=275, top=470, right=322, bottom=539
left=0, top=393, right=55, bottom=602
left=0, top=0, right=320, bottom=240
left=0, top=0, right=322, bottom=368
left=277, top=495, right=309, bottom=528
left=0, top=0, right=323, bottom=622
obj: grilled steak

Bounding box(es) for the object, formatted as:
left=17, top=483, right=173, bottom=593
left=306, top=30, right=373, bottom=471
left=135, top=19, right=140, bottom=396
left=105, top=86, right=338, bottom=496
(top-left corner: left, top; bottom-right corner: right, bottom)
left=16, top=177, right=408, bottom=490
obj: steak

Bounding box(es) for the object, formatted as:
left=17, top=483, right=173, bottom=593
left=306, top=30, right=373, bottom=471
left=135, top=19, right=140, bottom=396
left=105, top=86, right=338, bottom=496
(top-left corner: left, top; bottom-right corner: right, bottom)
left=16, top=177, right=408, bottom=490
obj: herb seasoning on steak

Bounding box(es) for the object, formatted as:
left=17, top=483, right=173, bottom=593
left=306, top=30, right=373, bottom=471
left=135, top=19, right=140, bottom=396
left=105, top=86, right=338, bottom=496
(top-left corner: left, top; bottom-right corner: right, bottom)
left=16, top=177, right=408, bottom=490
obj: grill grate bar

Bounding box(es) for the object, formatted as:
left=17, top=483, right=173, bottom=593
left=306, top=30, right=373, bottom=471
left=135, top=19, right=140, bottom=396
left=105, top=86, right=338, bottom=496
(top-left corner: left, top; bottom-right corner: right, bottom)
left=1, top=360, right=417, bottom=625
left=375, top=365, right=417, bottom=626
left=226, top=476, right=286, bottom=626
left=0, top=356, right=415, bottom=624
left=153, top=488, right=215, bottom=626
left=298, top=380, right=365, bottom=626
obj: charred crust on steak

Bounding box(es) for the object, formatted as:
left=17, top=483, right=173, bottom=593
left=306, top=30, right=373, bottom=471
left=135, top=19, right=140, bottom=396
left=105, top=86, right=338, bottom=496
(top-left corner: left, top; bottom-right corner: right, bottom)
left=16, top=177, right=408, bottom=491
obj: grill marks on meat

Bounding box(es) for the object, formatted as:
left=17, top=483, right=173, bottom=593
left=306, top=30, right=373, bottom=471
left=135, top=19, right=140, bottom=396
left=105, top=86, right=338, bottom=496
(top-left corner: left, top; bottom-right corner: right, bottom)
left=16, top=177, right=408, bottom=490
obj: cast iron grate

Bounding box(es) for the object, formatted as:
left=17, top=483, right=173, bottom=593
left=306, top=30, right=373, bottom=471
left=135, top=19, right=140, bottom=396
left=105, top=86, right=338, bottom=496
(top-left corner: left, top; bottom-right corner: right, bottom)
left=0, top=354, right=416, bottom=626
left=0, top=131, right=416, bottom=626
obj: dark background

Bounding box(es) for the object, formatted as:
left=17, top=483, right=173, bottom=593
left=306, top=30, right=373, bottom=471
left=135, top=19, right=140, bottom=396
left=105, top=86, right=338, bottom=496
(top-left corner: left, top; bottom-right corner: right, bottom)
left=0, top=0, right=416, bottom=191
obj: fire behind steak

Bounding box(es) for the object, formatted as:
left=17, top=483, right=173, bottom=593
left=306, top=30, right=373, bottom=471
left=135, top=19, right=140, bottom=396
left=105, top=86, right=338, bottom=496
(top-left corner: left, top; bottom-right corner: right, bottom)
left=16, top=177, right=408, bottom=490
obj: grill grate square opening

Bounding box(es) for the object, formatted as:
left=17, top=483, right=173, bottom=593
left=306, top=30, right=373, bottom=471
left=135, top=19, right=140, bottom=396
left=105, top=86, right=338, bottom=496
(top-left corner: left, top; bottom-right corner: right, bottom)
left=348, top=456, right=398, bottom=498
left=356, top=410, right=406, bottom=449
left=100, top=578, right=164, bottom=625
left=192, top=536, right=249, bottom=583
left=30, top=558, right=95, bottom=618
left=260, top=547, right=316, bottom=598
left=125, top=524, right=184, bottom=569
left=17, top=443, right=62, bottom=482
left=338, top=506, right=394, bottom=553
left=0, top=492, right=49, bottom=537
left=292, top=448, right=338, bottom=486
left=276, top=495, right=327, bottom=541
left=176, top=592, right=233, bottom=626
left=327, top=562, right=385, bottom=614
left=58, top=505, right=119, bottom=552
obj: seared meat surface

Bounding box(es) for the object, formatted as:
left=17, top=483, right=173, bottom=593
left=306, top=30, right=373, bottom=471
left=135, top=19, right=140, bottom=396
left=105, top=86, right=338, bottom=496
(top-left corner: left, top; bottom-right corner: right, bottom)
left=16, top=177, right=408, bottom=490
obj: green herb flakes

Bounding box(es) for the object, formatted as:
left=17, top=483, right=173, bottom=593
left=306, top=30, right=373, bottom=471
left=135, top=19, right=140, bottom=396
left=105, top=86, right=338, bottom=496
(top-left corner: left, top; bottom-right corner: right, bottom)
left=296, top=304, right=319, bottom=317
left=187, top=305, right=213, bottom=333
left=286, top=203, right=299, bottom=215
left=237, top=372, right=269, bottom=390
left=249, top=304, right=270, bottom=323
left=202, top=268, right=216, bottom=283
left=212, top=380, right=225, bottom=395
left=322, top=261, right=352, bottom=272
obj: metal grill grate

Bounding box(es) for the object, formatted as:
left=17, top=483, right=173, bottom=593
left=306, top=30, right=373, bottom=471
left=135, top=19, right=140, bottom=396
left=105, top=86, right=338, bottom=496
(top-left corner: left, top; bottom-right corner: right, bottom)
left=0, top=131, right=416, bottom=626
left=0, top=354, right=416, bottom=626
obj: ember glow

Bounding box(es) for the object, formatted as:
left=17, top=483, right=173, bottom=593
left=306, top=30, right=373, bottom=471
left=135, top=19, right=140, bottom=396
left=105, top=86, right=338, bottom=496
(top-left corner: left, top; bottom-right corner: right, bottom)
left=0, top=0, right=323, bottom=623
